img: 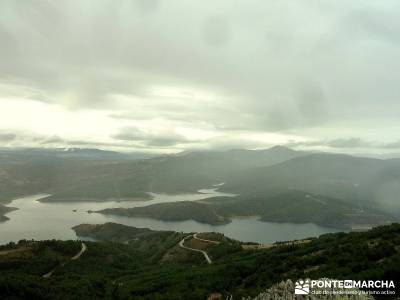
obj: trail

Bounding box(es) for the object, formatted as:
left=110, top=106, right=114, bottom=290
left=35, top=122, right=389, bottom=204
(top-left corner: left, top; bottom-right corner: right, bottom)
left=43, top=242, right=87, bottom=278
left=71, top=242, right=87, bottom=260
left=193, top=233, right=220, bottom=245
left=178, top=235, right=212, bottom=264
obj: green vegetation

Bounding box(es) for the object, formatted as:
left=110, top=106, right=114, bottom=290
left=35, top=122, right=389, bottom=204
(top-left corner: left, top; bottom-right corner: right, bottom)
left=74, top=223, right=195, bottom=264
left=211, top=190, right=394, bottom=229
left=99, top=201, right=229, bottom=225
left=1, top=146, right=399, bottom=231
left=1, top=147, right=399, bottom=224
left=0, top=240, right=80, bottom=277
left=73, top=223, right=157, bottom=242
left=0, top=146, right=305, bottom=204
left=221, top=153, right=400, bottom=216
left=98, top=190, right=393, bottom=229
left=0, top=223, right=399, bottom=299
left=2, top=147, right=398, bottom=228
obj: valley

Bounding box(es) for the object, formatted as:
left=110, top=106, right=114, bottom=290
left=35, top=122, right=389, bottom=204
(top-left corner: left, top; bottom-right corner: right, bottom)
left=0, top=193, right=339, bottom=245
left=0, top=146, right=398, bottom=246
left=0, top=222, right=399, bottom=299
left=2, top=2, right=399, bottom=298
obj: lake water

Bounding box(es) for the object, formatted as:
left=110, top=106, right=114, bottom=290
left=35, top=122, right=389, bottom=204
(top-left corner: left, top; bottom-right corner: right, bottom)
left=0, top=190, right=341, bottom=245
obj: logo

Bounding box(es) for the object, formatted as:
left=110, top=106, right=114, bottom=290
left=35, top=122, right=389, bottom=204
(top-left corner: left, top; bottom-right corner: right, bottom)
left=344, top=280, right=353, bottom=289
left=293, top=278, right=396, bottom=296
left=295, top=279, right=310, bottom=295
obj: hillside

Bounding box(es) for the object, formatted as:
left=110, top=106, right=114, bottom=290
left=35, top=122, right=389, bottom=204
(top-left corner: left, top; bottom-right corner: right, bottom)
left=2, top=147, right=399, bottom=229
left=99, top=201, right=230, bottom=225
left=73, top=222, right=241, bottom=265
left=0, top=146, right=306, bottom=204
left=177, top=146, right=308, bottom=168
left=0, top=223, right=399, bottom=299
left=98, top=190, right=395, bottom=229
left=0, top=204, right=17, bottom=222
left=1, top=146, right=399, bottom=230
left=221, top=153, right=400, bottom=216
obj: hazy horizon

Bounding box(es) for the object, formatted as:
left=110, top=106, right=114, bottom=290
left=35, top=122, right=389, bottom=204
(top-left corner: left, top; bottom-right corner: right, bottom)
left=2, top=144, right=400, bottom=160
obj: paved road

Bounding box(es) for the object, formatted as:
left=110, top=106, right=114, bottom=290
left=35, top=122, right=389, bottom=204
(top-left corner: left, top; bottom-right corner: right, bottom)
left=71, top=242, right=87, bottom=260
left=43, top=242, right=87, bottom=278
left=178, top=235, right=212, bottom=264
left=193, top=233, right=220, bottom=245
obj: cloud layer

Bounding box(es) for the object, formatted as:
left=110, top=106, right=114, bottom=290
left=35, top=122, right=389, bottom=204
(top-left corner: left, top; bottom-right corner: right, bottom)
left=1, top=0, right=400, bottom=153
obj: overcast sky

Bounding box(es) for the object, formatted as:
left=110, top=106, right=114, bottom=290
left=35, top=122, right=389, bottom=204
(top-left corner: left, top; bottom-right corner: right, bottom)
left=1, top=0, right=400, bottom=154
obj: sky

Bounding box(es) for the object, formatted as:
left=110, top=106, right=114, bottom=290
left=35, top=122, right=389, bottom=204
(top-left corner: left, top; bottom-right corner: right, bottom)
left=1, top=0, right=400, bottom=154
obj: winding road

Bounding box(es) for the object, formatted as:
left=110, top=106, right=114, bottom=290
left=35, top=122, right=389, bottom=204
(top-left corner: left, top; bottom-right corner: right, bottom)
left=193, top=233, right=220, bottom=245
left=178, top=234, right=220, bottom=264
left=71, top=242, right=87, bottom=260
left=43, top=242, right=87, bottom=278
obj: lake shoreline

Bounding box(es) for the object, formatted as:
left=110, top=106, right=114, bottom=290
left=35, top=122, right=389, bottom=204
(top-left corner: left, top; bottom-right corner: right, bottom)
left=0, top=192, right=342, bottom=245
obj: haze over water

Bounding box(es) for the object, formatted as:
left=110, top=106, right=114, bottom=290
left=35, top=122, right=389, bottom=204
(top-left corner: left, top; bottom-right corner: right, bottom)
left=0, top=191, right=340, bottom=245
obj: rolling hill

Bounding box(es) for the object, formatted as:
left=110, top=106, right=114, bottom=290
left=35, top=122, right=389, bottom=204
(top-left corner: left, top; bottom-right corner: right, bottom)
left=221, top=153, right=400, bottom=216
left=0, top=222, right=399, bottom=299
left=0, top=146, right=306, bottom=204
left=1, top=146, right=399, bottom=228
left=98, top=190, right=394, bottom=229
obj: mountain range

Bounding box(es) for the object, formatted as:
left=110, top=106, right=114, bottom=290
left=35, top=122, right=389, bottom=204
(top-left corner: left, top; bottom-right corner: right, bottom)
left=0, top=146, right=399, bottom=228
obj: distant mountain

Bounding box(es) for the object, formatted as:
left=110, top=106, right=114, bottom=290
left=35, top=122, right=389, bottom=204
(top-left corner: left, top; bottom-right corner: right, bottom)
left=357, top=152, right=400, bottom=160
left=0, top=148, right=155, bottom=204
left=0, top=148, right=153, bottom=160
left=30, top=146, right=308, bottom=204
left=1, top=146, right=399, bottom=226
left=222, top=153, right=400, bottom=215
left=175, top=145, right=308, bottom=168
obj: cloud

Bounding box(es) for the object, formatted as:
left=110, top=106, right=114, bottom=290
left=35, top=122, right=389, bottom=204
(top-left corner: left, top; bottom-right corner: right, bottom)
left=286, top=138, right=375, bottom=149
left=112, top=126, right=191, bottom=147
left=326, top=138, right=374, bottom=149
left=0, top=132, right=16, bottom=142
left=381, top=141, right=400, bottom=149
left=286, top=137, right=400, bottom=151
left=40, top=135, right=64, bottom=144
left=133, top=0, right=161, bottom=15
left=202, top=16, right=231, bottom=47
left=1, top=1, right=400, bottom=152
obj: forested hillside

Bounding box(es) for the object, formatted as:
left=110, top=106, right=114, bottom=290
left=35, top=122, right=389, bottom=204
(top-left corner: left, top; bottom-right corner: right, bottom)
left=0, top=223, right=399, bottom=299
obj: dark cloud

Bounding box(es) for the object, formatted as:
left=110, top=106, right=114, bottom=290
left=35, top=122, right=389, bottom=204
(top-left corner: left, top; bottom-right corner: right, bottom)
left=112, top=127, right=190, bottom=147
left=284, top=138, right=367, bottom=149
left=0, top=131, right=137, bottom=150
left=202, top=16, right=231, bottom=47
left=296, top=82, right=327, bottom=124
left=381, top=141, right=400, bottom=149
left=0, top=133, right=16, bottom=142
left=133, top=0, right=161, bottom=15
left=326, top=138, right=374, bottom=149
left=40, top=135, right=64, bottom=144
left=1, top=1, right=400, bottom=151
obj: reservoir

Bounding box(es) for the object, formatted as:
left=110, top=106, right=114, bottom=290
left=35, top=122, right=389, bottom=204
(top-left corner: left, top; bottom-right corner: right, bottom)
left=0, top=191, right=341, bottom=245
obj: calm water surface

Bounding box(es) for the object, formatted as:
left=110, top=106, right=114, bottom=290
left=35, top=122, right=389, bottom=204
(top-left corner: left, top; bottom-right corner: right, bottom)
left=0, top=190, right=341, bottom=245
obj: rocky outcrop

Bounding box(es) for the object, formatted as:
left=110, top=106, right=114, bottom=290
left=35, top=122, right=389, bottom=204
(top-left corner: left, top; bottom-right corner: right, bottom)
left=243, top=279, right=375, bottom=300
